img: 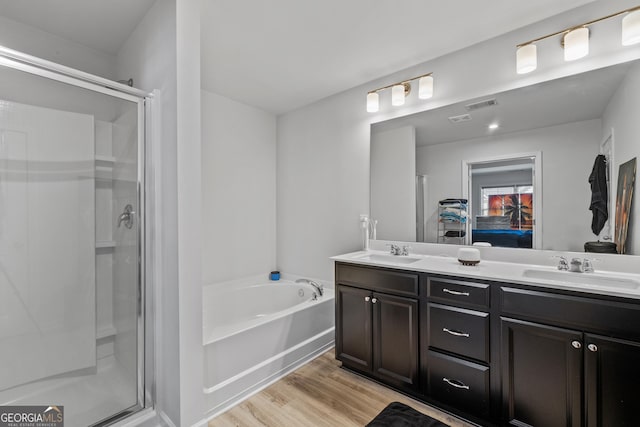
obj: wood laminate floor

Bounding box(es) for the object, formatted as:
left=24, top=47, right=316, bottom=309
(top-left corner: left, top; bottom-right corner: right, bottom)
left=209, top=349, right=474, bottom=427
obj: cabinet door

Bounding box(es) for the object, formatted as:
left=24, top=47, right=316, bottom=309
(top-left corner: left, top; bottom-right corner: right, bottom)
left=585, top=334, right=640, bottom=427
left=335, top=285, right=372, bottom=372
left=372, top=292, right=419, bottom=391
left=501, top=318, right=582, bottom=427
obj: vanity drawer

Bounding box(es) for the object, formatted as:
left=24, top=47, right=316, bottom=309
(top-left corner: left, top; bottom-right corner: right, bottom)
left=428, top=303, right=489, bottom=363
left=426, top=350, right=490, bottom=418
left=335, top=263, right=419, bottom=297
left=428, top=277, right=490, bottom=309
left=500, top=286, right=640, bottom=340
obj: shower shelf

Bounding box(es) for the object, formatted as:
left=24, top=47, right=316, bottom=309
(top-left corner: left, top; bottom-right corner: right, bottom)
left=96, top=241, right=116, bottom=249
left=95, top=155, right=116, bottom=164
left=95, top=156, right=115, bottom=180
left=97, top=326, right=117, bottom=340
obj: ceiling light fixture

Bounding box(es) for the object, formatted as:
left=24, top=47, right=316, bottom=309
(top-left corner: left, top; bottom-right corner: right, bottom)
left=366, top=72, right=433, bottom=112
left=488, top=123, right=499, bottom=130
left=515, top=5, right=640, bottom=74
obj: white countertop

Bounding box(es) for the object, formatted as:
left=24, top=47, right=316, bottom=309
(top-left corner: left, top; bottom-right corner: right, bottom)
left=331, top=250, right=640, bottom=300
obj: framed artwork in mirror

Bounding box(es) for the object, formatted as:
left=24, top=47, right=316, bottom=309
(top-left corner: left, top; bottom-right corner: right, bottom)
left=615, top=157, right=637, bottom=254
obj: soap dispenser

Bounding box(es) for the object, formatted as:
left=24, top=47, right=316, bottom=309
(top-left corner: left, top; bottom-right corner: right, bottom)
left=360, top=215, right=370, bottom=250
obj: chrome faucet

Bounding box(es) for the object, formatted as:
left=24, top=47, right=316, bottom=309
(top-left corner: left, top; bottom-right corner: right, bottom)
left=556, top=256, right=569, bottom=271
left=401, top=245, right=411, bottom=256
left=295, top=278, right=324, bottom=297
left=569, top=257, right=597, bottom=273
left=387, top=244, right=401, bottom=255
left=583, top=258, right=595, bottom=273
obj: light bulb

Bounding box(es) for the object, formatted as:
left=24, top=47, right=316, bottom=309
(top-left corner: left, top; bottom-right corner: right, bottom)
left=564, top=27, right=589, bottom=61
left=391, top=84, right=405, bottom=106
left=418, top=75, right=433, bottom=99
left=516, top=44, right=537, bottom=74
left=622, top=10, right=640, bottom=46
left=366, top=92, right=379, bottom=113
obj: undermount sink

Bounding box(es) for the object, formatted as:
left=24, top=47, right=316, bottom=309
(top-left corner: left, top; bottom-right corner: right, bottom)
left=355, top=253, right=421, bottom=265
left=522, top=268, right=640, bottom=290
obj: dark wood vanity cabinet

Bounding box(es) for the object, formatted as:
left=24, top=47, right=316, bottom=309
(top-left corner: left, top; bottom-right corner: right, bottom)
left=501, top=317, right=583, bottom=427
left=500, top=286, right=640, bottom=427
left=424, top=276, right=493, bottom=420
left=335, top=263, right=419, bottom=392
left=334, top=262, right=640, bottom=427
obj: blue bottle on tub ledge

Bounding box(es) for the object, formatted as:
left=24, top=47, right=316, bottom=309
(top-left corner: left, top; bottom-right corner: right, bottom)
left=270, top=271, right=280, bottom=281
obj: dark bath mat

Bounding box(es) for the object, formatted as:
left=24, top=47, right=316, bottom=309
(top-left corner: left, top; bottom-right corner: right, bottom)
left=366, top=402, right=450, bottom=427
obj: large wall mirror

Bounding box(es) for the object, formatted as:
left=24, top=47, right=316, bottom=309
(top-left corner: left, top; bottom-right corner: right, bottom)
left=371, top=59, right=640, bottom=254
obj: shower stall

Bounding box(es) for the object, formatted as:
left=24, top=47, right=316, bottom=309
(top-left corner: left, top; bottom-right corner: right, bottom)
left=0, top=47, right=149, bottom=426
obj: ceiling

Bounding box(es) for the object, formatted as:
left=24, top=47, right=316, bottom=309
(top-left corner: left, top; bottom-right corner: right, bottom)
left=200, top=0, right=596, bottom=114
left=0, top=0, right=598, bottom=114
left=372, top=60, right=633, bottom=146
left=0, top=0, right=156, bottom=54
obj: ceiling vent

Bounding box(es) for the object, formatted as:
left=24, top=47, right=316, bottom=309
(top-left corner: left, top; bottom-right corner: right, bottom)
left=465, top=98, right=498, bottom=111
left=448, top=114, right=472, bottom=124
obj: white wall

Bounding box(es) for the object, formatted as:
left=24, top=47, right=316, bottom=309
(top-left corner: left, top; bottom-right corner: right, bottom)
left=176, top=0, right=204, bottom=425
left=370, top=126, right=416, bottom=241
left=416, top=120, right=600, bottom=251
left=277, top=90, right=370, bottom=280
left=115, top=0, right=181, bottom=424
left=201, top=91, right=277, bottom=285
left=277, top=0, right=640, bottom=281
left=0, top=15, right=116, bottom=79
left=603, top=62, right=640, bottom=255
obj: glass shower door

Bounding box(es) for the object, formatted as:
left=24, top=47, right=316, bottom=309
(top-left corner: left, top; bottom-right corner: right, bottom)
left=0, top=56, right=144, bottom=427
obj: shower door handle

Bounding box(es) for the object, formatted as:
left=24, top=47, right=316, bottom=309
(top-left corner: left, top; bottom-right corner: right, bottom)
left=118, top=204, right=135, bottom=229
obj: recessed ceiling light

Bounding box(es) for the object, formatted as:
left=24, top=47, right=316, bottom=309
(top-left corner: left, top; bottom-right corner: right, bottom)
left=488, top=123, right=499, bottom=130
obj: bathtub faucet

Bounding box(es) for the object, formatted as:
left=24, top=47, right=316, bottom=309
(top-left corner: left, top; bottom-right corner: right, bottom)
left=295, top=278, right=324, bottom=297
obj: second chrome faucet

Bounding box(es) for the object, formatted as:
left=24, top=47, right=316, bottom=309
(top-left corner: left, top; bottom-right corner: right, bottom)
left=387, top=243, right=411, bottom=256
left=557, top=256, right=595, bottom=273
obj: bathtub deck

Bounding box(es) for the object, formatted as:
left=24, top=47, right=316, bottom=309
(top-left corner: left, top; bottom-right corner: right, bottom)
left=208, top=349, right=473, bottom=427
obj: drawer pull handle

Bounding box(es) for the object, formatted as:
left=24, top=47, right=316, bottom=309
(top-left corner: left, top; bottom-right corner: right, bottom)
left=588, top=343, right=598, bottom=352
left=443, top=378, right=470, bottom=390
left=364, top=296, right=370, bottom=302
left=443, top=328, right=470, bottom=338
left=442, top=288, right=470, bottom=297
left=372, top=298, right=378, bottom=304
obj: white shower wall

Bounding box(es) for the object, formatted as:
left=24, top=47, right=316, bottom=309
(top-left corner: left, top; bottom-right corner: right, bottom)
left=0, top=101, right=96, bottom=390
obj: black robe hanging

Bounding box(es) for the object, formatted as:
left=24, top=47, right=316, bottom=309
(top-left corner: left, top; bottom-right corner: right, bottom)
left=588, top=154, right=608, bottom=235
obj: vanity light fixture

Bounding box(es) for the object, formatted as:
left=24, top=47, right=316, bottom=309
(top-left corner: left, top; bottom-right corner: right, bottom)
left=366, top=72, right=433, bottom=112
left=418, top=75, right=434, bottom=99
left=563, top=27, right=589, bottom=61
left=516, top=5, right=640, bottom=74
left=622, top=9, right=640, bottom=45
left=516, top=44, right=537, bottom=74
left=391, top=83, right=407, bottom=106
left=366, top=92, right=379, bottom=113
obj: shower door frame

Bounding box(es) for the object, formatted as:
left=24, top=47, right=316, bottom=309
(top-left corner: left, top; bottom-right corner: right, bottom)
left=0, top=45, right=151, bottom=426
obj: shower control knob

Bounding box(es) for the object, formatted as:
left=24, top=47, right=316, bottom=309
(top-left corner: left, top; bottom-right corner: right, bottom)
left=371, top=298, right=378, bottom=304
left=364, top=296, right=370, bottom=302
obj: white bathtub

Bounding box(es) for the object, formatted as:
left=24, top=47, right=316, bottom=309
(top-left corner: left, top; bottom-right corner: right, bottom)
left=202, top=278, right=335, bottom=417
